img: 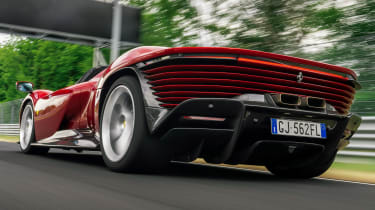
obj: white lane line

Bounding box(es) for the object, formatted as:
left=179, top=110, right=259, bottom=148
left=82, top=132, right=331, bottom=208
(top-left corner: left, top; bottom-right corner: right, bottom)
left=317, top=177, right=375, bottom=187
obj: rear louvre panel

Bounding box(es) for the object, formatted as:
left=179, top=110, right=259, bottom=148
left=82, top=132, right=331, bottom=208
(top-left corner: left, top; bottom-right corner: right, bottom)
left=141, top=56, right=355, bottom=114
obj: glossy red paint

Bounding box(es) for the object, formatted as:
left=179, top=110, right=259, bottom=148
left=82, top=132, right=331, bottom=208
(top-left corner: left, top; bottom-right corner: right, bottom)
left=237, top=57, right=347, bottom=81
left=82, top=80, right=99, bottom=130
left=107, top=46, right=357, bottom=79
left=109, top=46, right=168, bottom=73
left=33, top=88, right=73, bottom=140
left=147, top=71, right=353, bottom=98
left=32, top=79, right=99, bottom=140
left=19, top=90, right=52, bottom=123
left=149, top=78, right=353, bottom=102
left=30, top=90, right=53, bottom=101
left=183, top=55, right=237, bottom=60
left=144, top=61, right=354, bottom=113
left=143, top=65, right=355, bottom=93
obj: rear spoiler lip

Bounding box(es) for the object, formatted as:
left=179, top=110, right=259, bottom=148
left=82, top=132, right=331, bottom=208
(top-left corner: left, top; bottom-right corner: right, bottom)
left=111, top=46, right=358, bottom=79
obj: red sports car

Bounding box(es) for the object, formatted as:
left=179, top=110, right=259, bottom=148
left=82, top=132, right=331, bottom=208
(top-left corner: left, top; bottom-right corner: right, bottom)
left=17, top=46, right=361, bottom=178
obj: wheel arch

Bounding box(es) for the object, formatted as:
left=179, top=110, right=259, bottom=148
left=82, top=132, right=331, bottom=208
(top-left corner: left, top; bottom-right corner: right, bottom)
left=95, top=67, right=165, bottom=136
left=98, top=68, right=139, bottom=122
left=97, top=67, right=154, bottom=132
left=19, top=96, right=34, bottom=125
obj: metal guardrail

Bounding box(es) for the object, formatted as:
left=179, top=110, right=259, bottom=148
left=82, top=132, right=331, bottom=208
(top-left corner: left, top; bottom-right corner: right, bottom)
left=0, top=99, right=22, bottom=136
left=0, top=124, right=20, bottom=136
left=338, top=117, right=375, bottom=158
left=0, top=99, right=374, bottom=157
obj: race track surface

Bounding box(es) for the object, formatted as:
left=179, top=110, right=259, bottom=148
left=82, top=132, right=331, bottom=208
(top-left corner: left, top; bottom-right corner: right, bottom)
left=0, top=141, right=374, bottom=210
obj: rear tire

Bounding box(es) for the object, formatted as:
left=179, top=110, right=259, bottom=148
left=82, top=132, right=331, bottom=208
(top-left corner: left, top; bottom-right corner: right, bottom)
left=100, top=76, right=169, bottom=172
left=266, top=150, right=337, bottom=179
left=19, top=102, right=49, bottom=155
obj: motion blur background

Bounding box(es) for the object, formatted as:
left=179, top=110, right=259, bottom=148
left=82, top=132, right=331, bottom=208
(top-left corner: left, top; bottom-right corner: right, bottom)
left=0, top=0, right=374, bottom=115
left=0, top=0, right=374, bottom=181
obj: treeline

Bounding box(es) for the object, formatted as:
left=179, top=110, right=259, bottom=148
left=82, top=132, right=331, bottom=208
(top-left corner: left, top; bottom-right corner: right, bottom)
left=0, top=0, right=374, bottom=114
left=0, top=39, right=93, bottom=101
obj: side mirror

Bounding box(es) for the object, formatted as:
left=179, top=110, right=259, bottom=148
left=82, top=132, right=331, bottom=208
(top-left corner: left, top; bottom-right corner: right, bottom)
left=16, top=81, right=33, bottom=93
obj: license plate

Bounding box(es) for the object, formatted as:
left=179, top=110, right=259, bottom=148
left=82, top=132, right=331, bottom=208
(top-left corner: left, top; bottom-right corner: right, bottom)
left=271, top=118, right=326, bottom=139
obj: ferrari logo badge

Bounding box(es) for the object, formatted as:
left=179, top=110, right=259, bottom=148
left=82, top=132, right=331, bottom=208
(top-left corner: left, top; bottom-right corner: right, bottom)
left=297, top=72, right=303, bottom=83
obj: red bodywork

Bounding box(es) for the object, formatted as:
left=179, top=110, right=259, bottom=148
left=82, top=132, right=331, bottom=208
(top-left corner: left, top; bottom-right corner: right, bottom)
left=21, top=46, right=357, bottom=141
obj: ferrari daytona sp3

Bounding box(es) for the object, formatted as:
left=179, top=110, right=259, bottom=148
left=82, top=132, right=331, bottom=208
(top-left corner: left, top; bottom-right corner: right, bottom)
left=17, top=46, right=361, bottom=178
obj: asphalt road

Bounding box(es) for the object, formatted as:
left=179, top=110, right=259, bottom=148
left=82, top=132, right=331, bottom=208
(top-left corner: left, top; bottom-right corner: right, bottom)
left=0, top=141, right=374, bottom=210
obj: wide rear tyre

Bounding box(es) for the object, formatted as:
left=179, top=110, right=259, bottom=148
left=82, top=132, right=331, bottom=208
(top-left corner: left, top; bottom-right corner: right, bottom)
left=19, top=102, right=49, bottom=155
left=100, top=76, right=169, bottom=172
left=266, top=150, right=337, bottom=179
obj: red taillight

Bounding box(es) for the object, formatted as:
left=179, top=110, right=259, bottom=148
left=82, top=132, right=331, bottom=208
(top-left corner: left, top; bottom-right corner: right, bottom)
left=183, top=55, right=236, bottom=60
left=238, top=57, right=348, bottom=81
left=183, top=116, right=226, bottom=122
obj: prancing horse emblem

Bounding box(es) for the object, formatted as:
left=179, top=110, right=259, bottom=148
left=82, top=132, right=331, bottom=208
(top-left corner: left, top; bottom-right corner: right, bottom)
left=297, top=72, right=303, bottom=82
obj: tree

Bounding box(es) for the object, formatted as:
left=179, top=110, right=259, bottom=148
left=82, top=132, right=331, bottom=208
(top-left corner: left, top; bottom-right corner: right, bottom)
left=0, top=39, right=93, bottom=102
left=127, top=0, right=200, bottom=46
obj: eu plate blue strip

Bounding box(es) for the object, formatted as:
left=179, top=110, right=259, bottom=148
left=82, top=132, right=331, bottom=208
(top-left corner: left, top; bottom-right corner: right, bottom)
left=321, top=123, right=327, bottom=138
left=271, top=118, right=277, bottom=134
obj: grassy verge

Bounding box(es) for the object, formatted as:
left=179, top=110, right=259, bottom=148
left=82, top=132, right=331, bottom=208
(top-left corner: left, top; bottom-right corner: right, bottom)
left=323, top=161, right=375, bottom=184
left=332, top=160, right=375, bottom=173
left=0, top=135, right=19, bottom=143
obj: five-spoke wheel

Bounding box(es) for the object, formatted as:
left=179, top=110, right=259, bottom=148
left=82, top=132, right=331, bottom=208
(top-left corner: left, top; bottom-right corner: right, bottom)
left=19, top=102, right=49, bottom=154
left=100, top=76, right=169, bottom=172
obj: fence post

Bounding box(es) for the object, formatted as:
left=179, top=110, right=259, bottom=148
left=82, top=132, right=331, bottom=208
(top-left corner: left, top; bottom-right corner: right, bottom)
left=10, top=105, right=15, bottom=124
left=0, top=105, right=3, bottom=124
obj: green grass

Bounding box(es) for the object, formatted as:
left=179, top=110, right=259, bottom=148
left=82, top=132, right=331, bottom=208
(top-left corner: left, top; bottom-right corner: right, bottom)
left=0, top=135, right=19, bottom=142
left=332, top=158, right=375, bottom=173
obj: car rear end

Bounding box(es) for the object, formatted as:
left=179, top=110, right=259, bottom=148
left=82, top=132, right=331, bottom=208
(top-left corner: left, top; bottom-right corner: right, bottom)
left=133, top=47, right=361, bottom=176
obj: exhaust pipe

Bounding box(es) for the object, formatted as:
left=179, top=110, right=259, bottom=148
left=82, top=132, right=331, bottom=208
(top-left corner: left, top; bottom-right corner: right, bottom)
left=271, top=93, right=301, bottom=107
left=301, top=96, right=326, bottom=110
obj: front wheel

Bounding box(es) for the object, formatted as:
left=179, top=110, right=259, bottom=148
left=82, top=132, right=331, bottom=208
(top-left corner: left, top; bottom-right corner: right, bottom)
left=19, top=102, right=49, bottom=154
left=100, top=76, right=169, bottom=172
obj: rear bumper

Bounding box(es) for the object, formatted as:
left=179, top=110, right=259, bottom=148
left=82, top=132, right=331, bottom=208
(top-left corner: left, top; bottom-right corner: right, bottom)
left=149, top=95, right=361, bottom=165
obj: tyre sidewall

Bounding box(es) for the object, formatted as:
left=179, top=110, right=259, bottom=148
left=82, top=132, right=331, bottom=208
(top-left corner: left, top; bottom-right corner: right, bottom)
left=100, top=76, right=151, bottom=171
left=20, top=103, right=35, bottom=153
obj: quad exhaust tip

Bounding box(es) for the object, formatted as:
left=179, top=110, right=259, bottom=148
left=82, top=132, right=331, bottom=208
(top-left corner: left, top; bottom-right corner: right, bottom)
left=272, top=94, right=326, bottom=110
left=301, top=96, right=326, bottom=109
left=271, top=93, right=301, bottom=106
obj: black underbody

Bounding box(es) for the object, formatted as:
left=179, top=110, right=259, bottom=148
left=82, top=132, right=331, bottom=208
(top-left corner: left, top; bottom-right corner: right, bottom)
left=28, top=92, right=359, bottom=168
left=146, top=94, right=360, bottom=166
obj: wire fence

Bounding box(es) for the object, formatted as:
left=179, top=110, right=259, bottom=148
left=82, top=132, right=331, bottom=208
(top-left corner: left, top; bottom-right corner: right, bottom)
left=0, top=99, right=23, bottom=124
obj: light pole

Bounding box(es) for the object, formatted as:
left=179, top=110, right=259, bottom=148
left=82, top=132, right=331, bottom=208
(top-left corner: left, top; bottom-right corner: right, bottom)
left=110, top=0, right=122, bottom=62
